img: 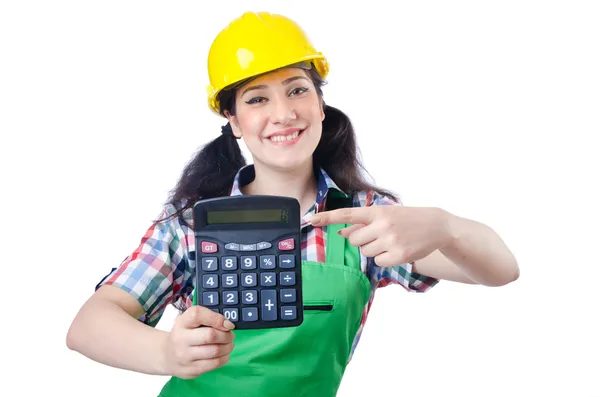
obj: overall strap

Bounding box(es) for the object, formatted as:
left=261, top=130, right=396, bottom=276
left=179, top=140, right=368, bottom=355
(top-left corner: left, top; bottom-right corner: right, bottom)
left=324, top=191, right=361, bottom=271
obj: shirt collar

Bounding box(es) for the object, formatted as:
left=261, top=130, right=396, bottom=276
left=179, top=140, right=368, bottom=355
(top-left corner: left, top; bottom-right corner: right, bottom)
left=229, top=164, right=347, bottom=223
left=230, top=164, right=345, bottom=197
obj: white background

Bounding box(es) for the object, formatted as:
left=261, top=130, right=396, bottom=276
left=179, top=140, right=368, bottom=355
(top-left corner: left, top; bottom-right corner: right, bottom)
left=1, top=0, right=599, bottom=396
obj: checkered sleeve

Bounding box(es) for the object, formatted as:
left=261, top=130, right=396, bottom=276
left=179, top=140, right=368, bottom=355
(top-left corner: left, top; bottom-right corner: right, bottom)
left=95, top=205, right=189, bottom=326
left=362, top=191, right=439, bottom=292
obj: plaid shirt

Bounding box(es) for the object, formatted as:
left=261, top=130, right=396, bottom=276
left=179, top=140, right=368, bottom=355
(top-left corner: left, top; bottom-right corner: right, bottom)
left=96, top=164, right=438, bottom=359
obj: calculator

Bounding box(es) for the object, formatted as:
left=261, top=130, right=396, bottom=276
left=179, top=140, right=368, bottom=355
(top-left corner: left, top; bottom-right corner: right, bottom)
left=192, top=195, right=303, bottom=329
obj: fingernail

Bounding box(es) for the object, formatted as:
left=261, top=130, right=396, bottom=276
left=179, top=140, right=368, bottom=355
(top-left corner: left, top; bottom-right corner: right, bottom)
left=337, top=230, right=342, bottom=235
left=310, top=215, right=320, bottom=224
left=224, top=320, right=235, bottom=330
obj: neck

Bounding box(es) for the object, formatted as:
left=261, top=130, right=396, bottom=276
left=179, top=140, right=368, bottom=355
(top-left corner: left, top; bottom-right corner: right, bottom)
left=242, top=160, right=318, bottom=215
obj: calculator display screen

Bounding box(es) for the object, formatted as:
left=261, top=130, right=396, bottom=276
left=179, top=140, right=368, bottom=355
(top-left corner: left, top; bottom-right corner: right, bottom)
left=206, top=209, right=288, bottom=224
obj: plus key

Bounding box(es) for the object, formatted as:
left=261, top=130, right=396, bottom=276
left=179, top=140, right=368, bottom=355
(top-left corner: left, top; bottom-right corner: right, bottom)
left=261, top=290, right=277, bottom=321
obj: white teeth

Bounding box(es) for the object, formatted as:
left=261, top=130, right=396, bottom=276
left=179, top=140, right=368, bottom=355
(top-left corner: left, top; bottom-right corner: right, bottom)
left=270, top=131, right=300, bottom=142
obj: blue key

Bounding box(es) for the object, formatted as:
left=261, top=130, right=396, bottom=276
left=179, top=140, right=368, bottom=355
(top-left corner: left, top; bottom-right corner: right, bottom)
left=241, top=273, right=257, bottom=287
left=261, top=272, right=276, bottom=287
left=223, top=308, right=238, bottom=322
left=280, top=272, right=296, bottom=286
left=202, top=292, right=218, bottom=306
left=201, top=257, right=218, bottom=271
left=222, top=291, right=238, bottom=305
left=280, top=289, right=296, bottom=303
left=279, top=255, right=295, bottom=268
left=260, top=255, right=276, bottom=269
left=281, top=306, right=297, bottom=320
left=242, top=290, right=257, bottom=304
left=221, top=256, right=237, bottom=271
left=240, top=256, right=256, bottom=270
left=222, top=274, right=237, bottom=288
left=202, top=274, right=218, bottom=289
left=261, top=290, right=277, bottom=321
left=242, top=307, right=258, bottom=322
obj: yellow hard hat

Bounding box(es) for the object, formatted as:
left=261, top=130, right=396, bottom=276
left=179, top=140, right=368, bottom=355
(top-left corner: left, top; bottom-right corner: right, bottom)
left=206, top=11, right=329, bottom=115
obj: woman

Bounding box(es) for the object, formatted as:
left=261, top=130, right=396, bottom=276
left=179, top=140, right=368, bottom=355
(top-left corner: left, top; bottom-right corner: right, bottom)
left=66, top=11, right=519, bottom=397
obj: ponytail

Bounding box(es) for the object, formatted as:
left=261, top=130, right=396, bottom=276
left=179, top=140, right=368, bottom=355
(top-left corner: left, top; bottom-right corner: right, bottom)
left=314, top=103, right=399, bottom=202
left=159, top=128, right=246, bottom=223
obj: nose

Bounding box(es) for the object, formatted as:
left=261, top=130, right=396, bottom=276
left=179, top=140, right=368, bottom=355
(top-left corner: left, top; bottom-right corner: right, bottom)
left=270, top=98, right=297, bottom=125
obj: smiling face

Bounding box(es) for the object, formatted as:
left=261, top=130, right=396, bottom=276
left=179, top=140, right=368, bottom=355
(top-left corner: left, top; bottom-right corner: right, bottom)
left=225, top=67, right=325, bottom=171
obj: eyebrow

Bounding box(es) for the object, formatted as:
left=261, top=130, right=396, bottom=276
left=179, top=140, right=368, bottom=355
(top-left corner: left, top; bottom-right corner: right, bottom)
left=241, top=76, right=309, bottom=96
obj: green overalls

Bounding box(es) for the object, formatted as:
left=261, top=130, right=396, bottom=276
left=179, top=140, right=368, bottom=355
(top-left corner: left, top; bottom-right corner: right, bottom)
left=159, top=200, right=370, bottom=397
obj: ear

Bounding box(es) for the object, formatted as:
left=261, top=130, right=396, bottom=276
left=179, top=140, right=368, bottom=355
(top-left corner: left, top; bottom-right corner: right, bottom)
left=224, top=110, right=243, bottom=139
left=320, top=100, right=326, bottom=121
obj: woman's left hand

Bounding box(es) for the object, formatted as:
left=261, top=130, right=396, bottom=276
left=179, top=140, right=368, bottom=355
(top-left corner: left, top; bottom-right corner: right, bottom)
left=309, top=205, right=453, bottom=267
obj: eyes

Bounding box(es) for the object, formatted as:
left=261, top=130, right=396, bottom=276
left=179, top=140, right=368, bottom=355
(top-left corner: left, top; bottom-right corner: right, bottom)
left=244, top=87, right=309, bottom=105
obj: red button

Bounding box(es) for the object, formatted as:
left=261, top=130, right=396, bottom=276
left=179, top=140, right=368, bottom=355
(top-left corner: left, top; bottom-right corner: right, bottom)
left=278, top=238, right=295, bottom=251
left=201, top=241, right=218, bottom=253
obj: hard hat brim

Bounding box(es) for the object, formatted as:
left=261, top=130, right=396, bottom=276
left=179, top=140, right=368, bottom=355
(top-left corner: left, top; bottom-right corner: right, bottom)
left=208, top=55, right=328, bottom=116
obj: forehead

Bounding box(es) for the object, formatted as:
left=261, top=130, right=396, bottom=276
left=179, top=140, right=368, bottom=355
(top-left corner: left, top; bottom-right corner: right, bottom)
left=239, top=67, right=308, bottom=89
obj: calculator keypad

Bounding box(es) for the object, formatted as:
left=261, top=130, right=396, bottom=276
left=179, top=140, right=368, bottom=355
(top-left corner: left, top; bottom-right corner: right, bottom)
left=196, top=236, right=301, bottom=329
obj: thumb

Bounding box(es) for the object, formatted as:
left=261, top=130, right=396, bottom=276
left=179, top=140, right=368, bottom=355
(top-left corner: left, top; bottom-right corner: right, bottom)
left=179, top=306, right=235, bottom=331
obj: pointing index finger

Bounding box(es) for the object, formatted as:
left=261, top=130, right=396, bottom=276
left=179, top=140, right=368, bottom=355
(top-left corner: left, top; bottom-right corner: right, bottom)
left=309, top=207, right=374, bottom=226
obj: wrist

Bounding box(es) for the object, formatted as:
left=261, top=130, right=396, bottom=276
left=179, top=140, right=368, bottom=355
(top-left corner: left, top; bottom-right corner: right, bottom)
left=155, top=329, right=172, bottom=376
left=438, top=208, right=460, bottom=250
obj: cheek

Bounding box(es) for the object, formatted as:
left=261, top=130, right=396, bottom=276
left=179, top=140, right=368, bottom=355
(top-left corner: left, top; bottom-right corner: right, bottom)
left=297, top=99, right=324, bottom=123
left=237, top=110, right=267, bottom=137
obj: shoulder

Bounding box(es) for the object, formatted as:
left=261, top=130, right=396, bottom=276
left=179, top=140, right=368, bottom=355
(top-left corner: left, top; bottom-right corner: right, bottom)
left=149, top=199, right=195, bottom=236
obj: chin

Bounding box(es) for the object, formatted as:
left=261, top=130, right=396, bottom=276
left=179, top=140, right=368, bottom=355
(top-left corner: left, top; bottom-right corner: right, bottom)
left=268, top=157, right=311, bottom=171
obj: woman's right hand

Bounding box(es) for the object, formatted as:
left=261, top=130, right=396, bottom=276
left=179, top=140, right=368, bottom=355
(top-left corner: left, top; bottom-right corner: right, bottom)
left=162, top=305, right=236, bottom=379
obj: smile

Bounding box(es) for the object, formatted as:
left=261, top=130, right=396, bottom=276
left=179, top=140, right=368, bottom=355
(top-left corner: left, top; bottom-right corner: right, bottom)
left=270, top=130, right=302, bottom=142
left=268, top=128, right=305, bottom=145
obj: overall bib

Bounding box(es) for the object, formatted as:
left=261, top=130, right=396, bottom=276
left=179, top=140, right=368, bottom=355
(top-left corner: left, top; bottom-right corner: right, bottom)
left=159, top=201, right=370, bottom=396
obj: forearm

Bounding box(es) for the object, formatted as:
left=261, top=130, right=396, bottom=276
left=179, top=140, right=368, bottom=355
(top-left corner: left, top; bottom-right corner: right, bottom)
left=67, top=296, right=169, bottom=376
left=440, top=212, right=520, bottom=286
